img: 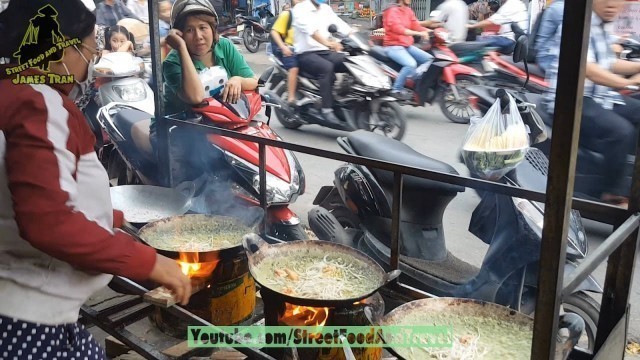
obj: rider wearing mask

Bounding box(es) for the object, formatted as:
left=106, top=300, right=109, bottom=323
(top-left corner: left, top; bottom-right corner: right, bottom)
left=543, top=0, right=640, bottom=207
left=292, top=0, right=355, bottom=127
left=0, top=1, right=191, bottom=358
left=382, top=0, right=433, bottom=100
left=466, top=0, right=528, bottom=54
left=150, top=0, right=257, bottom=184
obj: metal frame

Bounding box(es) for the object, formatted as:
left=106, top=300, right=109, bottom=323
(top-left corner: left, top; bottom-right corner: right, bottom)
left=86, top=0, right=640, bottom=358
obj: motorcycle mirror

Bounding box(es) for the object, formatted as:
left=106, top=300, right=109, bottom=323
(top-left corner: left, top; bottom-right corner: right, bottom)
left=328, top=24, right=338, bottom=34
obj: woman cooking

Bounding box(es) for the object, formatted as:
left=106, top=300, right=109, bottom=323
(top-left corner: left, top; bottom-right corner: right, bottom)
left=149, top=0, right=258, bottom=183
left=0, top=1, right=191, bottom=359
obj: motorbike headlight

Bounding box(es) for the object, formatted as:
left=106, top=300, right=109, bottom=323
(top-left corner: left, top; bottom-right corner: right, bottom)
left=513, top=197, right=544, bottom=237
left=112, top=81, right=147, bottom=102
left=345, top=63, right=391, bottom=89
left=224, top=150, right=301, bottom=204
left=512, top=197, right=587, bottom=258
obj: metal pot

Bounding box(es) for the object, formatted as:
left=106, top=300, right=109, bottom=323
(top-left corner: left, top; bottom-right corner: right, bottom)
left=137, top=214, right=261, bottom=262
left=242, top=233, right=401, bottom=307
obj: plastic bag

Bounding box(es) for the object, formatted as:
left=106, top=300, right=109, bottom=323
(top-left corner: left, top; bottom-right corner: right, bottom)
left=462, top=92, right=530, bottom=180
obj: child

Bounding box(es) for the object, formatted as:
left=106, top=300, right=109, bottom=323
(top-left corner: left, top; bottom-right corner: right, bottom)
left=104, top=25, right=136, bottom=54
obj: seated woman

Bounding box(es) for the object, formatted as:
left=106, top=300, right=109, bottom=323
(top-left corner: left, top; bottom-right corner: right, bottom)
left=103, top=25, right=137, bottom=54
left=150, top=0, right=258, bottom=184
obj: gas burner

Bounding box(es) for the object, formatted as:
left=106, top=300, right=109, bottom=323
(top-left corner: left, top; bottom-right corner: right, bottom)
left=261, top=287, right=385, bottom=360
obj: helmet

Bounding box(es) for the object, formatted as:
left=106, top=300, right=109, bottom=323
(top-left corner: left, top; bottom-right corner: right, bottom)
left=171, top=0, right=218, bottom=28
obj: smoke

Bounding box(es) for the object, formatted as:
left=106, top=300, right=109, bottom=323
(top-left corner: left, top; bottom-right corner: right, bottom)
left=169, top=127, right=265, bottom=229
left=187, top=173, right=265, bottom=229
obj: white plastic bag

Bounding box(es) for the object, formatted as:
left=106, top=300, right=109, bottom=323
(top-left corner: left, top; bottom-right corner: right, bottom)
left=462, top=93, right=530, bottom=180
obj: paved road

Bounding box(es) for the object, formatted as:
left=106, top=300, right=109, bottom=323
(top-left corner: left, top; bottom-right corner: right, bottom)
left=239, top=47, right=640, bottom=341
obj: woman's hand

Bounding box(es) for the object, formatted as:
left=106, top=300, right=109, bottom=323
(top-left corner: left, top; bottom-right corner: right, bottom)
left=166, top=29, right=187, bottom=51
left=148, top=254, right=192, bottom=305
left=222, top=76, right=244, bottom=103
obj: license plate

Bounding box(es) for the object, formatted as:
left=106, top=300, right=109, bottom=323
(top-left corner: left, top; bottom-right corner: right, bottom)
left=237, top=24, right=245, bottom=32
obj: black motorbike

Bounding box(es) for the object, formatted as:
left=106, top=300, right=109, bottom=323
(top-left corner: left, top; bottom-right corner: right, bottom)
left=308, top=129, right=602, bottom=352
left=263, top=25, right=407, bottom=140
left=238, top=3, right=275, bottom=53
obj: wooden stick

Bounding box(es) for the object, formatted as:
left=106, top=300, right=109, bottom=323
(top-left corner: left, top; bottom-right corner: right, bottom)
left=143, top=279, right=207, bottom=308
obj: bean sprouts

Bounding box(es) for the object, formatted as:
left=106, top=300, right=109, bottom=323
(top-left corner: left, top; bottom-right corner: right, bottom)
left=255, top=252, right=379, bottom=300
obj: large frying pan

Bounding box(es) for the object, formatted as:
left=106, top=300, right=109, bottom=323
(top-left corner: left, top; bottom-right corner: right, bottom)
left=137, top=214, right=260, bottom=262
left=366, top=297, right=584, bottom=360
left=110, top=182, right=196, bottom=224
left=242, top=234, right=401, bottom=307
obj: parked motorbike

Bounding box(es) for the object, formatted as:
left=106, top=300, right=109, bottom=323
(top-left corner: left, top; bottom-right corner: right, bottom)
left=264, top=25, right=408, bottom=140
left=369, top=27, right=485, bottom=124
left=90, top=68, right=309, bottom=241
left=238, top=3, right=275, bottom=53
left=307, top=130, right=601, bottom=352
left=468, top=33, right=637, bottom=202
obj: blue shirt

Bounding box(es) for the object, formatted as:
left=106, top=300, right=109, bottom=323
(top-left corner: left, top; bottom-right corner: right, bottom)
left=544, top=13, right=624, bottom=114
left=535, top=0, right=563, bottom=72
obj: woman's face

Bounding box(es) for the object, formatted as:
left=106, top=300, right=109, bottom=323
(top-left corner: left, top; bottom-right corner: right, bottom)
left=182, top=16, right=214, bottom=56
left=110, top=32, right=129, bottom=51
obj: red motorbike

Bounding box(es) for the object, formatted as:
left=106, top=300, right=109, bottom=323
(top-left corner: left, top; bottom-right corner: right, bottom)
left=482, top=50, right=549, bottom=93
left=94, top=74, right=308, bottom=241
left=369, top=27, right=484, bottom=124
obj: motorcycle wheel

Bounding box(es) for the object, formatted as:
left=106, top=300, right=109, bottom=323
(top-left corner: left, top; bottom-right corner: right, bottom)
left=563, top=291, right=599, bottom=353
left=357, top=102, right=407, bottom=140
left=274, top=85, right=304, bottom=129
left=242, top=28, right=261, bottom=53
left=439, top=74, right=483, bottom=124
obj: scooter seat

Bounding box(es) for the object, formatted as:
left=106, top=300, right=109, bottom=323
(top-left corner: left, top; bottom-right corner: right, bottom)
left=112, top=107, right=154, bottom=161
left=131, top=119, right=154, bottom=161
left=499, top=55, right=546, bottom=78
left=347, top=131, right=465, bottom=194
left=448, top=41, right=491, bottom=57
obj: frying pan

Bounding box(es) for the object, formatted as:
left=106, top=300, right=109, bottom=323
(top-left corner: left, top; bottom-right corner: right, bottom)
left=137, top=213, right=261, bottom=262
left=365, top=297, right=584, bottom=360
left=242, top=233, right=401, bottom=307
left=110, top=181, right=196, bottom=224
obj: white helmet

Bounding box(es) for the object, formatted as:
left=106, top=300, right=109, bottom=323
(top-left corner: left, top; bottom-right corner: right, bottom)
left=171, top=0, right=218, bottom=28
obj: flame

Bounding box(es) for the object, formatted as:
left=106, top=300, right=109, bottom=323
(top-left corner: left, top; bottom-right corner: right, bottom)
left=280, top=304, right=330, bottom=327
left=177, top=253, right=218, bottom=279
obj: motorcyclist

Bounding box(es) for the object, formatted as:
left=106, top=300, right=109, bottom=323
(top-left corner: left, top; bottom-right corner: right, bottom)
left=466, top=0, right=528, bottom=54
left=543, top=0, right=640, bottom=208
left=534, top=0, right=563, bottom=73
left=382, top=0, right=434, bottom=100
left=270, top=0, right=302, bottom=107
left=292, top=0, right=355, bottom=126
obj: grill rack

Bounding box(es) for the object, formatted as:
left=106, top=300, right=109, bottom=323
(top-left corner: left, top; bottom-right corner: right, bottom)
left=79, top=276, right=277, bottom=360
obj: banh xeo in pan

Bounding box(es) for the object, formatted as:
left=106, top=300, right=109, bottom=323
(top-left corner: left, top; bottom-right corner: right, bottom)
left=138, top=214, right=254, bottom=253
left=377, top=297, right=533, bottom=360
left=243, top=234, right=399, bottom=306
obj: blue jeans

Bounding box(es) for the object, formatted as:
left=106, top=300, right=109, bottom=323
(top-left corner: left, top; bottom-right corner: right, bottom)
left=385, top=45, right=434, bottom=91
left=477, top=35, right=516, bottom=54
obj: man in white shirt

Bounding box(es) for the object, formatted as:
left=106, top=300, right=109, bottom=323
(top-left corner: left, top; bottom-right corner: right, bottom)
left=433, top=0, right=469, bottom=43
left=466, top=0, right=528, bottom=53
left=292, top=0, right=354, bottom=126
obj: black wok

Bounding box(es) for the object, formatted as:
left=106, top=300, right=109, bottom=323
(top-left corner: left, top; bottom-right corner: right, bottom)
left=242, top=234, right=401, bottom=307
left=137, top=214, right=261, bottom=263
